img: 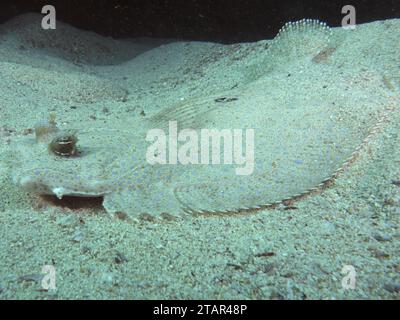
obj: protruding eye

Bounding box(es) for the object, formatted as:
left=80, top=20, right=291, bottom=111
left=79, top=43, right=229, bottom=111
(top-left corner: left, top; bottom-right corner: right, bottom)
left=49, top=131, right=79, bottom=157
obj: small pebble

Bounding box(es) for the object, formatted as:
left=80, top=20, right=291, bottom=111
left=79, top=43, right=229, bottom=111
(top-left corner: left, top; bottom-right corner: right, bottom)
left=56, top=215, right=79, bottom=227
left=115, top=211, right=129, bottom=220
left=160, top=212, right=178, bottom=221
left=383, top=198, right=396, bottom=206
left=269, top=291, right=285, bottom=300
left=373, top=234, right=392, bottom=242
left=391, top=180, right=400, bottom=187
left=262, top=263, right=275, bottom=275
left=81, top=245, right=92, bottom=254
left=18, top=273, right=44, bottom=283
left=369, top=247, right=390, bottom=259
left=22, top=128, right=33, bottom=135
left=114, top=251, right=128, bottom=264
left=102, top=107, right=110, bottom=114
left=255, top=251, right=275, bottom=258
left=383, top=282, right=400, bottom=293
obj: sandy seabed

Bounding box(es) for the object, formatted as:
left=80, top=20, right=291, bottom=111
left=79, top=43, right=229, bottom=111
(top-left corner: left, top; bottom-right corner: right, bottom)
left=0, top=14, right=399, bottom=299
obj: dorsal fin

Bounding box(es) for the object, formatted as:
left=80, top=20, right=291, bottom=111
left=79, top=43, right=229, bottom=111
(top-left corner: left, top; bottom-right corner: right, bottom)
left=245, top=19, right=333, bottom=80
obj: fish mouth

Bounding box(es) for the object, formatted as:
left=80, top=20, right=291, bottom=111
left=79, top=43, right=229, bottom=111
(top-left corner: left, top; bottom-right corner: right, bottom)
left=38, top=194, right=105, bottom=211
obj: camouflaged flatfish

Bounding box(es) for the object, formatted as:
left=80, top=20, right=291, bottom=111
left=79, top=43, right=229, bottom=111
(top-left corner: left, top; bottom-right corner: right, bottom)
left=9, top=19, right=397, bottom=218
